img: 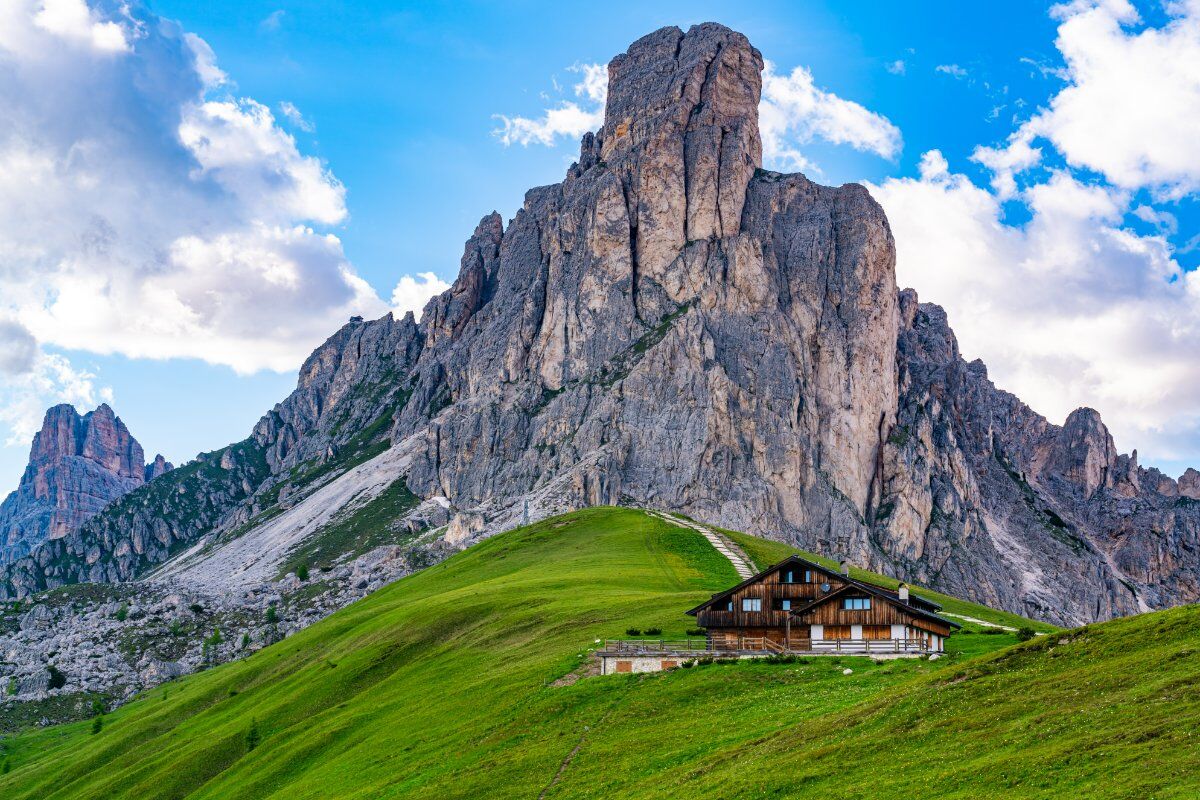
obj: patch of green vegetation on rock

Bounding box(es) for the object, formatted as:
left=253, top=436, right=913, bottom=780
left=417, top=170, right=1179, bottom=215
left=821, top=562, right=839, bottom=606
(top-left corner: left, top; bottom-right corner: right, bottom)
left=276, top=480, right=422, bottom=579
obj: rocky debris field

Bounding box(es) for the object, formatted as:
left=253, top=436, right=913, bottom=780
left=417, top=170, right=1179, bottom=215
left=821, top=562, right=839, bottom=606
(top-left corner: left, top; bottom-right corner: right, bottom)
left=0, top=534, right=451, bottom=730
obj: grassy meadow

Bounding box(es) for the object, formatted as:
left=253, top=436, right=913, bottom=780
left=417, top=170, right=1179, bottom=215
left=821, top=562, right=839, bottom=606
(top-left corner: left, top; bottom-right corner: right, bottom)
left=1, top=506, right=1196, bottom=798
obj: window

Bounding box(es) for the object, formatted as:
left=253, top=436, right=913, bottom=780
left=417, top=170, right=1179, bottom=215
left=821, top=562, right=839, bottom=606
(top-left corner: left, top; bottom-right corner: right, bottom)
left=771, top=598, right=793, bottom=611
left=725, top=600, right=733, bottom=611
left=782, top=568, right=813, bottom=584
left=863, top=625, right=891, bottom=640
left=842, top=597, right=871, bottom=610
left=741, top=598, right=762, bottom=612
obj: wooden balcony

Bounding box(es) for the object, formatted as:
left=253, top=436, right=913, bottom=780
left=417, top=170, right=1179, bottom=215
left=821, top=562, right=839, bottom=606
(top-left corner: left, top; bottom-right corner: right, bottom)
left=598, top=637, right=930, bottom=657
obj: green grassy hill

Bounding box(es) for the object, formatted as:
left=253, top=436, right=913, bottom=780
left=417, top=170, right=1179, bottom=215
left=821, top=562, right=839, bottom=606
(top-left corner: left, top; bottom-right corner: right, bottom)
left=1, top=507, right=1197, bottom=798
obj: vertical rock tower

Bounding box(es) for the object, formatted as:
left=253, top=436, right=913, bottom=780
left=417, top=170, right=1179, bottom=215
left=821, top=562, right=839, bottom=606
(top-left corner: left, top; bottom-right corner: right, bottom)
left=400, top=23, right=899, bottom=565
left=0, top=404, right=169, bottom=563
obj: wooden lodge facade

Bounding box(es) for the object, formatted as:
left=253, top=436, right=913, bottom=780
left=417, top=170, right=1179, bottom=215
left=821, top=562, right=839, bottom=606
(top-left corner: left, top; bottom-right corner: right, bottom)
left=686, top=555, right=959, bottom=654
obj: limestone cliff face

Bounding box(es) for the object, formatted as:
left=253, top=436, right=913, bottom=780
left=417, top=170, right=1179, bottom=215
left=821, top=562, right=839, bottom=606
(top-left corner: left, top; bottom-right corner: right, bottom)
left=0, top=405, right=170, bottom=564
left=392, top=24, right=898, bottom=569
left=3, top=23, right=1198, bottom=626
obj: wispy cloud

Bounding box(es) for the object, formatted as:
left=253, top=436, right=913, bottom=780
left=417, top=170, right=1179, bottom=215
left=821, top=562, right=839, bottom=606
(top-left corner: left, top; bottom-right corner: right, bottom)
left=279, top=101, right=315, bottom=132
left=259, top=9, right=285, bottom=33
left=935, top=64, right=969, bottom=79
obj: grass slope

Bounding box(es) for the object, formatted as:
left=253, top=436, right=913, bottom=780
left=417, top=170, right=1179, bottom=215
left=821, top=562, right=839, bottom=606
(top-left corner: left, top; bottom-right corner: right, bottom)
left=1, top=507, right=1196, bottom=798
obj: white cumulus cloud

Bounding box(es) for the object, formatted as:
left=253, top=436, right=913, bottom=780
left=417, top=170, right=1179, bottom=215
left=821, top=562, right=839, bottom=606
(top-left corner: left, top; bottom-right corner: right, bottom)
left=979, top=0, right=1200, bottom=198
left=0, top=1, right=447, bottom=447
left=760, top=61, right=902, bottom=170
left=391, top=273, right=452, bottom=321
left=493, top=63, right=607, bottom=147
left=869, top=150, right=1200, bottom=469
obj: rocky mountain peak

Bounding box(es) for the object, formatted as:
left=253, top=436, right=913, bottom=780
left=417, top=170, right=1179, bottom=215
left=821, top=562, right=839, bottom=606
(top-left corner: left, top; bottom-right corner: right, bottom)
left=146, top=454, right=174, bottom=481
left=0, top=404, right=166, bottom=564
left=1049, top=407, right=1118, bottom=498
left=1180, top=467, right=1200, bottom=499
left=587, top=23, right=764, bottom=294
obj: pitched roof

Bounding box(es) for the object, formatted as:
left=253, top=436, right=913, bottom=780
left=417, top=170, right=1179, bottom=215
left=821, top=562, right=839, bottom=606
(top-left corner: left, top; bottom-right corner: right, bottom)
left=686, top=553, right=958, bottom=629
left=787, top=580, right=961, bottom=630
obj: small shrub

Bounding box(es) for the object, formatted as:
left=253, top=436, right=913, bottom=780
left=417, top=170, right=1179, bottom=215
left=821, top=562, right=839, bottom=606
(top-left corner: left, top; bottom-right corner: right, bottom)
left=680, top=660, right=694, bottom=668
left=188, top=603, right=205, bottom=615
left=241, top=633, right=251, bottom=649
left=246, top=718, right=260, bottom=751
left=265, top=605, right=278, bottom=624
left=764, top=654, right=798, bottom=665
left=202, top=628, right=224, bottom=664
left=1016, top=626, right=1036, bottom=642
left=625, top=628, right=641, bottom=637
left=296, top=564, right=309, bottom=582
left=90, top=697, right=105, bottom=716
left=114, top=604, right=128, bottom=622
left=91, top=716, right=103, bottom=735
left=47, top=665, right=66, bottom=690
left=644, top=627, right=662, bottom=636
left=2, top=758, right=9, bottom=774
left=980, top=627, right=1006, bottom=635
left=686, top=628, right=706, bottom=637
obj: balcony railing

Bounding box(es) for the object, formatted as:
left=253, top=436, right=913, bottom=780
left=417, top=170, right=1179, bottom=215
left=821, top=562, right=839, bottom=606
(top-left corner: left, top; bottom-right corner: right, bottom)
left=599, top=637, right=930, bottom=655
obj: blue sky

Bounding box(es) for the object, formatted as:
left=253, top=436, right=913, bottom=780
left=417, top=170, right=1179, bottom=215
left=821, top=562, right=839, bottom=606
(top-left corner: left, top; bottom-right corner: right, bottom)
left=2, top=0, right=1199, bottom=489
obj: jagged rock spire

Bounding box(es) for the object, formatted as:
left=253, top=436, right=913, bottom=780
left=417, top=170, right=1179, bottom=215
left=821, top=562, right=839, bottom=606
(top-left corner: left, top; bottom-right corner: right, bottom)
left=595, top=24, right=764, bottom=282
left=0, top=404, right=165, bottom=564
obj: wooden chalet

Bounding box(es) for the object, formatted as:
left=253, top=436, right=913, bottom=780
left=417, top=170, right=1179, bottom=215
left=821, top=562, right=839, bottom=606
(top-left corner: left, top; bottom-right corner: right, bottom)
left=686, top=555, right=959, bottom=654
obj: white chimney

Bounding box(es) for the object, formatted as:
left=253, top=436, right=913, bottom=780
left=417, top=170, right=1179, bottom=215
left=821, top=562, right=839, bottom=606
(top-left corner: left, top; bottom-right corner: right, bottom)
left=839, top=559, right=849, bottom=576
left=898, top=583, right=910, bottom=602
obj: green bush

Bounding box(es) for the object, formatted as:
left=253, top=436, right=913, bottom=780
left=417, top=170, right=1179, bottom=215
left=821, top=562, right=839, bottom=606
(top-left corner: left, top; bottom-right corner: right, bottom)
left=625, top=628, right=641, bottom=637
left=189, top=603, right=205, bottom=615
left=91, top=716, right=103, bottom=735
left=114, top=604, right=128, bottom=622
left=296, top=564, right=309, bottom=582
left=686, top=628, right=706, bottom=637
left=246, top=719, right=260, bottom=751
left=47, top=664, right=66, bottom=690
left=980, top=627, right=1007, bottom=635
left=644, top=627, right=662, bottom=636
left=1016, top=626, right=1036, bottom=642
left=265, top=605, right=278, bottom=624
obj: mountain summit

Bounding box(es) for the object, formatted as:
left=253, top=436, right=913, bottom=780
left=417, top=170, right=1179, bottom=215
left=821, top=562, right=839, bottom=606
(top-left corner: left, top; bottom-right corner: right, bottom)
left=0, top=24, right=1197, bottom=626
left=0, top=404, right=170, bottom=564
